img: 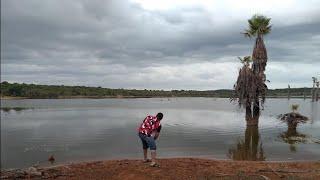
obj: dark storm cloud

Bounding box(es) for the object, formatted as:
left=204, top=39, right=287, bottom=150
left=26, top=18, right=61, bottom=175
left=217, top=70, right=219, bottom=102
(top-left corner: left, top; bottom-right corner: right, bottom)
left=1, top=0, right=320, bottom=89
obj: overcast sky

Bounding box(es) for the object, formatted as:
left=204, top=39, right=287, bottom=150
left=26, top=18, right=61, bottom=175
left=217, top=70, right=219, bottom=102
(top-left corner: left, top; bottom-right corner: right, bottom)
left=1, top=0, right=320, bottom=90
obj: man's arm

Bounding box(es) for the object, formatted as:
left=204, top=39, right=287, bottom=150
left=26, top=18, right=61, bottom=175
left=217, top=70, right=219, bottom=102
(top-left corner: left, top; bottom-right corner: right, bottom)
left=153, top=125, right=161, bottom=140
left=153, top=132, right=160, bottom=140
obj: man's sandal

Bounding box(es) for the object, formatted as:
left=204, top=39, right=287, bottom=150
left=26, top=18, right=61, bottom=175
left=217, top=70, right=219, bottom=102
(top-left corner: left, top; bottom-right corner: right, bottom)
left=150, top=162, right=160, bottom=167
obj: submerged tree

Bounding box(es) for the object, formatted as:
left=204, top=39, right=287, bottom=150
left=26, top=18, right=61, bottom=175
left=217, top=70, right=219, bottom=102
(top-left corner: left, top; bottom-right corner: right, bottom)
left=287, top=84, right=291, bottom=99
left=316, top=81, right=319, bottom=101
left=311, top=77, right=319, bottom=101
left=278, top=104, right=308, bottom=131
left=233, top=14, right=271, bottom=125
left=312, top=77, right=316, bottom=101
left=278, top=105, right=309, bottom=152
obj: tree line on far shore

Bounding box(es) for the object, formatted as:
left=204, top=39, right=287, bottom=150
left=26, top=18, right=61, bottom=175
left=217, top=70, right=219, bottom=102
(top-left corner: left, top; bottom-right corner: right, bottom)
left=0, top=81, right=313, bottom=99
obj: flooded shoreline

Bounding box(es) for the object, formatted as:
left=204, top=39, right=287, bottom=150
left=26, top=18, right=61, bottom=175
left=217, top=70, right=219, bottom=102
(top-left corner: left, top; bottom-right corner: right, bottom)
left=1, top=98, right=319, bottom=169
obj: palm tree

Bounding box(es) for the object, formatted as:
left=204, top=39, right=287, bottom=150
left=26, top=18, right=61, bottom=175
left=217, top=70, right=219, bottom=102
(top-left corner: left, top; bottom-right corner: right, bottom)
left=316, top=81, right=319, bottom=101
left=244, top=14, right=271, bottom=114
left=288, top=84, right=291, bottom=99
left=312, top=77, right=316, bottom=86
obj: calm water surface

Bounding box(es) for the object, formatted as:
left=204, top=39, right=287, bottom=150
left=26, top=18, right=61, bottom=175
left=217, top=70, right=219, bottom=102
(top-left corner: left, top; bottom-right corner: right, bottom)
left=1, top=98, right=319, bottom=168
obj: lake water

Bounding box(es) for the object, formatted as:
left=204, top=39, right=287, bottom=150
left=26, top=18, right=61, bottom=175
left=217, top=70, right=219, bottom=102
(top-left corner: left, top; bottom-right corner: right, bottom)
left=1, top=98, right=319, bottom=168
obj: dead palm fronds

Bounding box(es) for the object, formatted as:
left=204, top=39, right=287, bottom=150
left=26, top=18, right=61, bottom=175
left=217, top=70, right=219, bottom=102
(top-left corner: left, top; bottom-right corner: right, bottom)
left=232, top=56, right=267, bottom=108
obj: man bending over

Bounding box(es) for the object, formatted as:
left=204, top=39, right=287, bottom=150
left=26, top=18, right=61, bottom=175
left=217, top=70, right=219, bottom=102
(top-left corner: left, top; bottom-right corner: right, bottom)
left=138, top=112, right=163, bottom=167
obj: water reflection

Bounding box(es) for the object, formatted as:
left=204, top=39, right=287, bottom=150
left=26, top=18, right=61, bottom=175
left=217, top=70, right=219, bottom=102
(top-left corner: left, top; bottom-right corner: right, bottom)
left=311, top=102, right=319, bottom=124
left=278, top=110, right=309, bottom=152
left=279, top=126, right=308, bottom=152
left=228, top=112, right=266, bottom=161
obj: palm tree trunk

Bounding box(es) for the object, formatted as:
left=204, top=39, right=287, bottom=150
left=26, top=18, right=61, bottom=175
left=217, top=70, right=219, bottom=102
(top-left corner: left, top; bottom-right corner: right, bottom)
left=316, top=84, right=319, bottom=101
left=252, top=34, right=267, bottom=75
left=311, top=88, right=314, bottom=101
left=246, top=102, right=259, bottom=126
left=312, top=79, right=316, bottom=101
left=253, top=101, right=260, bottom=118
left=287, top=84, right=291, bottom=99
left=251, top=34, right=267, bottom=120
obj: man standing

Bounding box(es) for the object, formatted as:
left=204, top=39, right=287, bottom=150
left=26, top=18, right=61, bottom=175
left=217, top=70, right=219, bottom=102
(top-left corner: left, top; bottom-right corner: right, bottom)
left=138, top=112, right=163, bottom=167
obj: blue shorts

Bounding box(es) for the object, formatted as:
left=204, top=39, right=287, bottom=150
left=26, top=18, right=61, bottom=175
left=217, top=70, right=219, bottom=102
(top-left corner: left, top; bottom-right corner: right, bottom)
left=138, top=133, right=156, bottom=150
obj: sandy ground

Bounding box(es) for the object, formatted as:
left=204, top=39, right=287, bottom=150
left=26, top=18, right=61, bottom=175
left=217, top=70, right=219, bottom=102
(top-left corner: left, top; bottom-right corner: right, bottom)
left=2, top=158, right=320, bottom=179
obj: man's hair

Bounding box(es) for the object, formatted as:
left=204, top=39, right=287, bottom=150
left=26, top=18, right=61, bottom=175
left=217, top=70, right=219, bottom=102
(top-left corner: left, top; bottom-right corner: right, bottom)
left=156, top=112, right=163, bottom=120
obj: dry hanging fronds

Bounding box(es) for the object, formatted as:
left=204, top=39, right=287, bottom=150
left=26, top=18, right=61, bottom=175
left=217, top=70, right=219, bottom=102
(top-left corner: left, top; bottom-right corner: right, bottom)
left=232, top=61, right=267, bottom=108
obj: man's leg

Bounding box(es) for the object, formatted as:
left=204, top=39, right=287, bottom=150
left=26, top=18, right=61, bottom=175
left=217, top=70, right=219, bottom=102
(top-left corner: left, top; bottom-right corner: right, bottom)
left=146, top=136, right=158, bottom=166
left=143, top=148, right=148, bottom=161
left=151, top=150, right=156, bottom=164
left=139, top=133, right=149, bottom=161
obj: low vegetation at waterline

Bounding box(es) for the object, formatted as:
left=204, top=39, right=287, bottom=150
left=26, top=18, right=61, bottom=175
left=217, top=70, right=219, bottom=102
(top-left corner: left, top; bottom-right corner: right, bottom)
left=0, top=81, right=233, bottom=98
left=0, top=107, right=33, bottom=112
left=0, top=81, right=315, bottom=99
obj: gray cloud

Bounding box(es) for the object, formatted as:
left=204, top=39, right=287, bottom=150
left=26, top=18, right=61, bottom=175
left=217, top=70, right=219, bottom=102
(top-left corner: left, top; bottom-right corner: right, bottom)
left=1, top=0, right=320, bottom=89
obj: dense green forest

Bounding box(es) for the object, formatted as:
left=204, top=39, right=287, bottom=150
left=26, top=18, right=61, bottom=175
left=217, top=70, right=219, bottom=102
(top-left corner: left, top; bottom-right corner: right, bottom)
left=0, top=81, right=312, bottom=99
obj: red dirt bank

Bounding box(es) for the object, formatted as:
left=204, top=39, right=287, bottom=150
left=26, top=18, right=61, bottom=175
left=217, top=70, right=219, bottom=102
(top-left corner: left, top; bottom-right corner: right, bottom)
left=2, top=158, right=320, bottom=179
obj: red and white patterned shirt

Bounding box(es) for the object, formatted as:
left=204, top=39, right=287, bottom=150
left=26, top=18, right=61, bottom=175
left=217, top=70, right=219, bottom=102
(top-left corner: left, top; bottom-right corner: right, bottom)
left=138, top=115, right=161, bottom=135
